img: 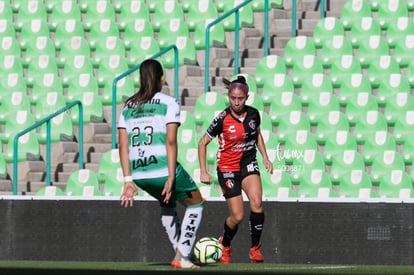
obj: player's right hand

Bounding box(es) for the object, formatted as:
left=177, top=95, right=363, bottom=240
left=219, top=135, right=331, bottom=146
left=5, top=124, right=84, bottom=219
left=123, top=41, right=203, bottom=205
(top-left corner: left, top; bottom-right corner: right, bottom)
left=200, top=171, right=213, bottom=185
left=120, top=182, right=138, bottom=208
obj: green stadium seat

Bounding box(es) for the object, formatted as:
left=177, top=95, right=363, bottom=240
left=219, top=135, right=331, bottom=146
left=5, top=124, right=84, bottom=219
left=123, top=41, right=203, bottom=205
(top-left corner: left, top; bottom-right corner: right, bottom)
left=61, top=55, right=95, bottom=85
left=406, top=59, right=414, bottom=88
left=97, top=148, right=121, bottom=183
left=128, top=36, right=161, bottom=67
left=283, top=36, right=316, bottom=68
left=260, top=129, right=279, bottom=151
left=292, top=168, right=336, bottom=198
left=15, top=0, right=48, bottom=29
left=82, top=0, right=116, bottom=29
left=0, top=150, right=6, bottom=178
left=151, top=0, right=185, bottom=32
left=314, top=110, right=350, bottom=145
left=36, top=186, right=66, bottom=196
left=383, top=93, right=414, bottom=127
left=337, top=73, right=372, bottom=107
left=251, top=0, right=283, bottom=11
left=245, top=91, right=264, bottom=111
left=0, top=19, right=17, bottom=38
left=405, top=0, right=414, bottom=11
left=122, top=19, right=154, bottom=49
left=299, top=73, right=333, bottom=106
left=96, top=55, right=129, bottom=85
left=376, top=73, right=410, bottom=107
left=401, top=137, right=414, bottom=165
left=193, top=18, right=226, bottom=50
left=4, top=131, right=40, bottom=163
left=376, top=171, right=413, bottom=199
left=88, top=19, right=120, bottom=49
left=330, top=149, right=366, bottom=184
left=261, top=169, right=296, bottom=199
left=305, top=91, right=341, bottom=127
left=177, top=147, right=201, bottom=183
left=157, top=18, right=190, bottom=49
left=0, top=36, right=21, bottom=57
left=276, top=111, right=311, bottom=143
left=282, top=130, right=320, bottom=165
left=385, top=16, right=414, bottom=49
left=0, top=1, right=13, bottom=22
left=340, top=0, right=373, bottom=30
left=367, top=55, right=400, bottom=89
left=313, top=17, right=345, bottom=49
left=69, top=91, right=104, bottom=124
left=318, top=35, right=354, bottom=69
left=37, top=112, right=74, bottom=143
left=101, top=76, right=134, bottom=105
left=34, top=91, right=67, bottom=121
left=26, top=55, right=59, bottom=86
left=352, top=110, right=389, bottom=145
left=65, top=169, right=104, bottom=196
left=193, top=91, right=227, bottom=127
left=93, top=36, right=126, bottom=65
left=392, top=110, right=414, bottom=144
left=0, top=55, right=24, bottom=77
left=186, top=0, right=218, bottom=31
left=356, top=35, right=390, bottom=68
left=18, top=19, right=51, bottom=49
left=393, top=35, right=414, bottom=68
left=66, top=73, right=99, bottom=102
left=267, top=91, right=302, bottom=126
left=290, top=55, right=325, bottom=89
left=23, top=36, right=56, bottom=65
left=322, top=130, right=358, bottom=162
left=117, top=0, right=151, bottom=29
left=254, top=55, right=287, bottom=89
left=348, top=17, right=382, bottom=49
left=217, top=0, right=254, bottom=30
left=103, top=167, right=125, bottom=196
left=0, top=91, right=31, bottom=124
left=30, top=73, right=64, bottom=104
left=329, top=55, right=363, bottom=88
left=53, top=20, right=86, bottom=50
left=0, top=110, right=36, bottom=144
left=258, top=111, right=273, bottom=133
left=262, top=74, right=295, bottom=107
left=162, top=36, right=197, bottom=67
left=336, top=171, right=377, bottom=199
left=362, top=130, right=397, bottom=165
left=48, top=0, right=82, bottom=29
left=376, top=0, right=409, bottom=30
left=0, top=73, right=27, bottom=101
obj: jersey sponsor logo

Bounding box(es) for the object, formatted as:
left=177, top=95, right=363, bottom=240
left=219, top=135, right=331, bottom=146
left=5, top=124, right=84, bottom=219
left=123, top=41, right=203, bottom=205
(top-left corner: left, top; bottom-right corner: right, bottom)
left=132, top=155, right=158, bottom=169
left=228, top=125, right=236, bottom=133
left=225, top=179, right=234, bottom=189
left=223, top=172, right=235, bottom=179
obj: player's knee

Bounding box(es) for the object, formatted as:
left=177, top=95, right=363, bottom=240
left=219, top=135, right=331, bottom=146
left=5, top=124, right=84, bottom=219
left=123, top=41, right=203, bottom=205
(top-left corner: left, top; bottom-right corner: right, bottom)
left=230, top=213, right=244, bottom=225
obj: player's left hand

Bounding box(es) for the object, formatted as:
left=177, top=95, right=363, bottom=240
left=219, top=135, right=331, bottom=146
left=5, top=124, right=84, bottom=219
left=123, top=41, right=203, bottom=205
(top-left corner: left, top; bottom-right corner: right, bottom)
left=120, top=182, right=138, bottom=208
left=263, top=159, right=273, bottom=174
left=161, top=179, right=173, bottom=203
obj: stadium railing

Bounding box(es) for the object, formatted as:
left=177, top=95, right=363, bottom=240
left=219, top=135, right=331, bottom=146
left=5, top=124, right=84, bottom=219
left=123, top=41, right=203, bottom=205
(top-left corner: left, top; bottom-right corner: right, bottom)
left=12, top=100, right=84, bottom=195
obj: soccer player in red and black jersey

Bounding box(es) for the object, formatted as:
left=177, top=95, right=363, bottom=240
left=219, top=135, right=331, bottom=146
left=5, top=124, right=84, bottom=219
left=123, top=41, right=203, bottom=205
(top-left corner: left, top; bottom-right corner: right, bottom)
left=198, top=75, right=273, bottom=263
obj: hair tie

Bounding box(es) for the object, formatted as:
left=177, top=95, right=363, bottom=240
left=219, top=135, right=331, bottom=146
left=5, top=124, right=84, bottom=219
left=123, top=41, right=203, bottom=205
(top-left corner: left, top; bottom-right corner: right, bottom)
left=229, top=82, right=248, bottom=94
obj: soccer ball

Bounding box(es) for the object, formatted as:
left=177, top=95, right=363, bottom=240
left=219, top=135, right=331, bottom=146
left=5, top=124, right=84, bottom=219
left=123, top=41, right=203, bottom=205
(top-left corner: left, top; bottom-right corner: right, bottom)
left=193, top=237, right=223, bottom=264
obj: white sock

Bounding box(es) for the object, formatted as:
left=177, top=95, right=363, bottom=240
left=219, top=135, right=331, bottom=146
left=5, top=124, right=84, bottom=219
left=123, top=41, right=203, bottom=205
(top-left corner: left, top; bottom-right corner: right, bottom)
left=160, top=207, right=181, bottom=252
left=177, top=202, right=204, bottom=257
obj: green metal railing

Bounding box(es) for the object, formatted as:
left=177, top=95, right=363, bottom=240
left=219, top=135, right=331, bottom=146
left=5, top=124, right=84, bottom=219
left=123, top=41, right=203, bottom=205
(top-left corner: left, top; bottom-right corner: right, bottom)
left=204, top=0, right=269, bottom=92
left=12, top=100, right=84, bottom=195
left=111, top=45, right=179, bottom=149
left=292, top=0, right=325, bottom=36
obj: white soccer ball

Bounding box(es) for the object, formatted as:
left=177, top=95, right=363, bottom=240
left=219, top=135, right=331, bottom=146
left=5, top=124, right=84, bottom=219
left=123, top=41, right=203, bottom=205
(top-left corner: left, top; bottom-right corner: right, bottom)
left=193, top=237, right=223, bottom=264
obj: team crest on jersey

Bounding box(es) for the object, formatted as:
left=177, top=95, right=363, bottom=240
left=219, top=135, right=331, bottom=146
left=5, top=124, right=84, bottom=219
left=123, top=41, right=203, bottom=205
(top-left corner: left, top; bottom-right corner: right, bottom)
left=225, top=179, right=234, bottom=189
left=248, top=119, right=256, bottom=130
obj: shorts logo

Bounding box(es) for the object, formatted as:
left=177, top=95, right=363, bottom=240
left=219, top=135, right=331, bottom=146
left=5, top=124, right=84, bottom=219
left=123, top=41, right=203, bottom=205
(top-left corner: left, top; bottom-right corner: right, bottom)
left=247, top=162, right=259, bottom=172
left=225, top=179, right=234, bottom=189
left=223, top=172, right=234, bottom=178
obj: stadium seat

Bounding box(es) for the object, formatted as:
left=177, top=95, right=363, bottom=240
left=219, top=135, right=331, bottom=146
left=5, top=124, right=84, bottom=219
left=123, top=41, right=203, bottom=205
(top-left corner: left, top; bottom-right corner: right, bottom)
left=36, top=186, right=66, bottom=196
left=69, top=92, right=104, bottom=124
left=193, top=92, right=227, bottom=127
left=0, top=19, right=17, bottom=39
left=151, top=0, right=185, bottom=32
left=318, top=35, right=354, bottom=69
left=18, top=19, right=51, bottom=49
left=97, top=148, right=121, bottom=183
left=0, top=55, right=24, bottom=77
left=393, top=35, right=414, bottom=68
left=34, top=91, right=67, bottom=121
left=15, top=0, right=48, bottom=28
left=376, top=171, right=413, bottom=199
left=92, top=36, right=126, bottom=65
left=53, top=20, right=86, bottom=50
left=340, top=0, right=373, bottom=30
left=405, top=59, right=414, bottom=88
left=329, top=55, right=363, bottom=88
left=348, top=17, right=382, bottom=49
left=376, top=0, right=409, bottom=30
left=23, top=36, right=56, bottom=65
left=0, top=91, right=31, bottom=123
left=0, top=1, right=13, bottom=22
left=217, top=0, right=254, bottom=30
left=337, top=73, right=372, bottom=107
left=250, top=0, right=283, bottom=11
left=314, top=110, right=350, bottom=145
left=322, top=130, right=358, bottom=161
left=177, top=147, right=201, bottom=184
left=48, top=0, right=82, bottom=29
left=261, top=169, right=296, bottom=199
left=162, top=36, right=197, bottom=67
left=254, top=55, right=287, bottom=89
left=66, top=73, right=99, bottom=102
left=82, top=0, right=117, bottom=29
left=292, top=168, right=336, bottom=198
left=376, top=73, right=410, bottom=106
left=65, top=169, right=104, bottom=196
left=195, top=17, right=226, bottom=50
left=362, top=130, right=397, bottom=165
left=352, top=110, right=389, bottom=144
left=101, top=76, right=134, bottom=105
left=30, top=72, right=64, bottom=104
left=0, top=73, right=27, bottom=101
left=267, top=91, right=302, bottom=126
left=96, top=55, right=129, bottom=85
left=245, top=91, right=264, bottom=111
left=385, top=16, right=414, bottom=49
left=356, top=35, right=390, bottom=68
left=405, top=0, right=414, bottom=11
left=261, top=74, right=295, bottom=107
left=103, top=167, right=125, bottom=196
left=299, top=73, right=333, bottom=105
left=4, top=131, right=40, bottom=163
left=383, top=93, right=414, bottom=127
left=313, top=17, right=345, bottom=49
left=0, top=36, right=21, bottom=57
left=117, top=0, right=151, bottom=29
left=305, top=91, right=341, bottom=127
left=122, top=19, right=154, bottom=49
left=37, top=112, right=74, bottom=143
left=276, top=110, right=311, bottom=143
left=282, top=130, right=320, bottom=165
left=127, top=36, right=161, bottom=67
left=26, top=55, right=59, bottom=87
left=88, top=19, right=120, bottom=49
left=186, top=0, right=218, bottom=31
left=335, top=170, right=377, bottom=199
left=157, top=18, right=190, bottom=49
left=258, top=111, right=273, bottom=133
left=0, top=110, right=36, bottom=144
left=283, top=36, right=316, bottom=68
left=178, top=115, right=198, bottom=150
left=401, top=137, right=414, bottom=165
left=61, top=55, right=95, bottom=84
left=289, top=55, right=324, bottom=88
left=367, top=55, right=400, bottom=89
left=392, top=110, right=414, bottom=144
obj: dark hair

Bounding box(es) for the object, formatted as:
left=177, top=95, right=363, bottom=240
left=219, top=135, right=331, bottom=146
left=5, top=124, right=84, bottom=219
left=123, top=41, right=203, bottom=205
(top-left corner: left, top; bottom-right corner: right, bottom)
left=125, top=59, right=164, bottom=107
left=223, top=75, right=249, bottom=94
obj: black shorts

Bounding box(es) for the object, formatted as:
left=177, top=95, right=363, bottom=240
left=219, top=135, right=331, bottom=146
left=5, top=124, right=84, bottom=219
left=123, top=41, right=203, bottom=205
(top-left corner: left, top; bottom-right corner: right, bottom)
left=217, top=160, right=260, bottom=199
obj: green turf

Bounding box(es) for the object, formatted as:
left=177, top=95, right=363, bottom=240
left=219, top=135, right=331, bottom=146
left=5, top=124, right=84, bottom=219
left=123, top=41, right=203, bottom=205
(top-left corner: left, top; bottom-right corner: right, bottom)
left=0, top=261, right=413, bottom=275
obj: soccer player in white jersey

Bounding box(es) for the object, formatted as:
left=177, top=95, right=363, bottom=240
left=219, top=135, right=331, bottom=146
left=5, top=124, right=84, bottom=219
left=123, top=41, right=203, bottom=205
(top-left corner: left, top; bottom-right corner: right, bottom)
left=118, top=59, right=204, bottom=269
